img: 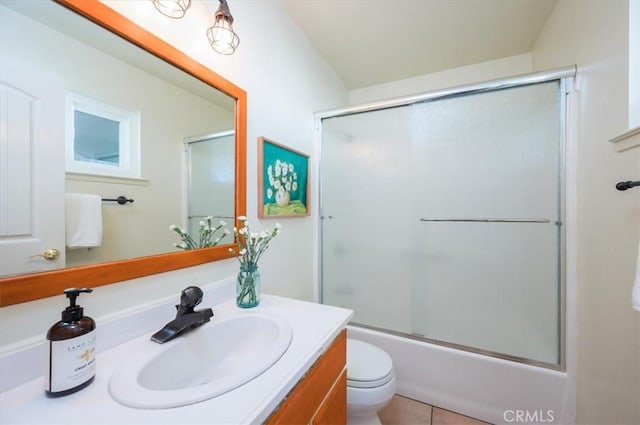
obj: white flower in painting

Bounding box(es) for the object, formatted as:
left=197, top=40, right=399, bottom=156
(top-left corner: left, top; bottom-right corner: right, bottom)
left=275, top=223, right=282, bottom=230
left=169, top=224, right=177, bottom=231
left=250, top=232, right=258, bottom=239
left=219, top=221, right=227, bottom=226
left=264, top=158, right=301, bottom=206
left=238, top=216, right=247, bottom=221
left=224, top=229, right=231, bottom=235
left=240, top=248, right=246, bottom=255
left=260, top=231, right=267, bottom=238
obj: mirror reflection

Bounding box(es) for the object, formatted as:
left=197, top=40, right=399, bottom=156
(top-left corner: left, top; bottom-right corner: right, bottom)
left=0, top=1, right=236, bottom=277
left=185, top=131, right=235, bottom=246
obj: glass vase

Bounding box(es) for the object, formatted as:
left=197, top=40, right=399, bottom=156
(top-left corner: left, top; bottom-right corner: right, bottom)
left=236, top=263, right=260, bottom=308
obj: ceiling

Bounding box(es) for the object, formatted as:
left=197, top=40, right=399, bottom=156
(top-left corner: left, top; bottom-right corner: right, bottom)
left=281, top=0, right=558, bottom=90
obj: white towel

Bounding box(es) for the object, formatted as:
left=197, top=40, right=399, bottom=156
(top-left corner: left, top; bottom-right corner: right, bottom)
left=633, top=241, right=640, bottom=311
left=65, top=193, right=103, bottom=249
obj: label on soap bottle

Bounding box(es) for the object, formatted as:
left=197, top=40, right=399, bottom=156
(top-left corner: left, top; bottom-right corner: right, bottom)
left=46, top=330, right=96, bottom=393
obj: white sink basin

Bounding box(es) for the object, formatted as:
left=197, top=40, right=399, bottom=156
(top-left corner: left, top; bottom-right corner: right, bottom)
left=109, top=311, right=292, bottom=409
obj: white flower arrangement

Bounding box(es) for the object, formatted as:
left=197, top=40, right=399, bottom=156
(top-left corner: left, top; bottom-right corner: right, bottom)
left=170, top=216, right=230, bottom=250
left=230, top=216, right=281, bottom=307
left=266, top=159, right=298, bottom=205
left=229, top=216, right=281, bottom=266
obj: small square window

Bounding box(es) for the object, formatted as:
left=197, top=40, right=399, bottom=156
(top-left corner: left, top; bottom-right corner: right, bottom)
left=74, top=110, right=120, bottom=165
left=65, top=93, right=140, bottom=178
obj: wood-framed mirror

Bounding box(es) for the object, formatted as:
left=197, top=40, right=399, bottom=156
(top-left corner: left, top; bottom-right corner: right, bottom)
left=0, top=0, right=246, bottom=306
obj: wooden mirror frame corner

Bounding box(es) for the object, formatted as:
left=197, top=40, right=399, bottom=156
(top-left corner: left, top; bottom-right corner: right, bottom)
left=0, top=0, right=246, bottom=307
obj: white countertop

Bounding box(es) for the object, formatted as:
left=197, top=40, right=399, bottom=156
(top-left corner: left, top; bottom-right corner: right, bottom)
left=0, top=295, right=352, bottom=425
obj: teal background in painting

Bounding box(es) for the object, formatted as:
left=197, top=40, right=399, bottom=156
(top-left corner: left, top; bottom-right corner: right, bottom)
left=262, top=141, right=308, bottom=207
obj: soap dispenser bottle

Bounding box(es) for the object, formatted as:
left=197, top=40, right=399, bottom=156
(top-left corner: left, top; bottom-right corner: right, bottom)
left=45, top=288, right=96, bottom=397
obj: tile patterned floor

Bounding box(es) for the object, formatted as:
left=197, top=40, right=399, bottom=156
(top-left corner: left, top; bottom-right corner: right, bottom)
left=379, top=395, right=492, bottom=425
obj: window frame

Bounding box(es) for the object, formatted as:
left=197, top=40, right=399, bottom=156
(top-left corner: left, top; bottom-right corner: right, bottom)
left=65, top=92, right=141, bottom=178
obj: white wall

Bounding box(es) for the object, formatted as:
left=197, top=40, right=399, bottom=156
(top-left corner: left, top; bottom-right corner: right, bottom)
left=532, top=1, right=640, bottom=424
left=0, top=0, right=346, bottom=349
left=348, top=53, right=532, bottom=105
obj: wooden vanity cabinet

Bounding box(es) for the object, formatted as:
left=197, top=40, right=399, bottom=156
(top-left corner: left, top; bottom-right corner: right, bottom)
left=266, top=329, right=347, bottom=425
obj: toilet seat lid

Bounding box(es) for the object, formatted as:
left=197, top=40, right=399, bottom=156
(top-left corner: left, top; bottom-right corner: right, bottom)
left=347, top=339, right=394, bottom=388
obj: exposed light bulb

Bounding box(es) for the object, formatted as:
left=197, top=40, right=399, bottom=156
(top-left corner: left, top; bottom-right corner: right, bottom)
left=207, top=0, right=240, bottom=55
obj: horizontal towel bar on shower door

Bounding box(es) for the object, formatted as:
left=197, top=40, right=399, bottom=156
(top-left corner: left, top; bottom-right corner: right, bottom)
left=419, top=218, right=552, bottom=223
left=188, top=215, right=235, bottom=219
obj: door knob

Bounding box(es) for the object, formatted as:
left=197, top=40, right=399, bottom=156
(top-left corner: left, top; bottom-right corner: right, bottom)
left=31, top=248, right=60, bottom=261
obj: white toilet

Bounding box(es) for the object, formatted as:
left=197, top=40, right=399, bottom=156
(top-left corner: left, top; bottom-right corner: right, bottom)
left=346, top=338, right=396, bottom=425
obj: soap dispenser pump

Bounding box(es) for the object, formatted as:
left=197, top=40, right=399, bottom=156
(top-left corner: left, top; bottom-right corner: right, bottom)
left=45, top=288, right=96, bottom=397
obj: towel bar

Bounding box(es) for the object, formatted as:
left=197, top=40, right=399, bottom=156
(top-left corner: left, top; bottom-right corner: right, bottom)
left=615, top=181, right=640, bottom=191
left=102, top=196, right=134, bottom=205
left=420, top=218, right=551, bottom=223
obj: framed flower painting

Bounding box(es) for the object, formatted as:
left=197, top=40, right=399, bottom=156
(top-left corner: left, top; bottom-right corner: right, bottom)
left=258, top=137, right=309, bottom=218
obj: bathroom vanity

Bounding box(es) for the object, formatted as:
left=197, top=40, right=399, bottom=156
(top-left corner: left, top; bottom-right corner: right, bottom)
left=0, top=291, right=352, bottom=424
left=267, top=330, right=347, bottom=424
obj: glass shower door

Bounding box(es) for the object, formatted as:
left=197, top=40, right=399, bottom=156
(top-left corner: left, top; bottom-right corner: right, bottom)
left=321, top=80, right=563, bottom=366
left=321, top=106, right=414, bottom=333
left=186, top=132, right=235, bottom=244
left=409, top=82, right=562, bottom=364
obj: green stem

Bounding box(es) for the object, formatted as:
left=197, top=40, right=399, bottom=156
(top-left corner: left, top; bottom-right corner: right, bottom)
left=237, top=271, right=257, bottom=305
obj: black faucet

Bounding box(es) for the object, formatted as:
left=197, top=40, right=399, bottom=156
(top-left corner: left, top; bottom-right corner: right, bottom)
left=151, top=286, right=214, bottom=344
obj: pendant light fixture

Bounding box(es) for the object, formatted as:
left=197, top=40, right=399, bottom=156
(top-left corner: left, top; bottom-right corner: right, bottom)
left=207, top=0, right=240, bottom=55
left=151, top=0, right=191, bottom=19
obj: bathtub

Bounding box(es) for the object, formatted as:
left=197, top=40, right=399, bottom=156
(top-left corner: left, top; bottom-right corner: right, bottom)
left=347, top=325, right=575, bottom=425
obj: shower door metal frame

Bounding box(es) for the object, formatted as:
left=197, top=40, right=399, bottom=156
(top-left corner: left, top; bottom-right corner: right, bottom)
left=315, top=66, right=576, bottom=371
left=183, top=130, right=236, bottom=230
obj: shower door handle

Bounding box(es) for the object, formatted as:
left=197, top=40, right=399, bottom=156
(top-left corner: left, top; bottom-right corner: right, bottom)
left=419, top=218, right=552, bottom=223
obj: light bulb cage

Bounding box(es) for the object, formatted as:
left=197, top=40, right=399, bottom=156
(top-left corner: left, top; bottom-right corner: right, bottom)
left=151, top=0, right=191, bottom=19
left=207, top=0, right=240, bottom=55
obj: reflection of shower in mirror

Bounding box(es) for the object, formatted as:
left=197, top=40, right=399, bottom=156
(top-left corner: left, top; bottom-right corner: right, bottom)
left=185, top=130, right=236, bottom=247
